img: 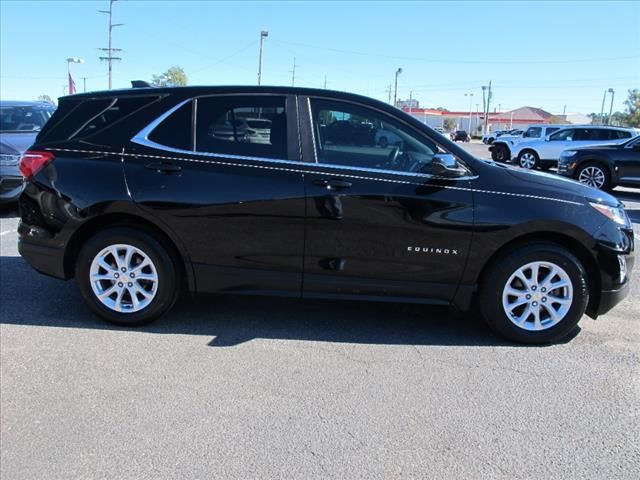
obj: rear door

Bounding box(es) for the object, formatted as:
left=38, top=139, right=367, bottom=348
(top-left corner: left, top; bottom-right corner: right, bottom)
left=299, top=96, right=474, bottom=303
left=123, top=94, right=306, bottom=295
left=617, top=137, right=640, bottom=185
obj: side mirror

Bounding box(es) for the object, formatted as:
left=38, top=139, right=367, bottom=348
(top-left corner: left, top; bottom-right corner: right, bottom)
left=432, top=154, right=466, bottom=177
left=544, top=135, right=551, bottom=141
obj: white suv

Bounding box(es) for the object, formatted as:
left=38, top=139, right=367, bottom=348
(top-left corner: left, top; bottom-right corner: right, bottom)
left=490, top=125, right=568, bottom=162
left=511, top=126, right=638, bottom=170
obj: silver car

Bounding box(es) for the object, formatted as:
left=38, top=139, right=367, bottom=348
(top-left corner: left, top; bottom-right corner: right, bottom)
left=0, top=100, right=56, bottom=204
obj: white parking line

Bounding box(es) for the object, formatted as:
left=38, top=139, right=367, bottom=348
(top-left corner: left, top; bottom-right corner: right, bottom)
left=0, top=230, right=15, bottom=236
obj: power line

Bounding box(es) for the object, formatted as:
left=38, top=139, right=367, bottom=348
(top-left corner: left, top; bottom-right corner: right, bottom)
left=271, top=39, right=639, bottom=65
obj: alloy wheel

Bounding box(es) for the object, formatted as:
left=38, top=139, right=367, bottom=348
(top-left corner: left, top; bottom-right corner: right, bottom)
left=578, top=166, right=606, bottom=189
left=89, top=244, right=159, bottom=313
left=519, top=152, right=537, bottom=169
left=502, top=261, right=573, bottom=331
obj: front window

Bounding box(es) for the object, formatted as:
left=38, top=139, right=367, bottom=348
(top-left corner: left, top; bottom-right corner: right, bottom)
left=311, top=99, right=440, bottom=174
left=0, top=105, right=55, bottom=132
left=549, top=129, right=575, bottom=141
left=523, top=127, right=542, bottom=138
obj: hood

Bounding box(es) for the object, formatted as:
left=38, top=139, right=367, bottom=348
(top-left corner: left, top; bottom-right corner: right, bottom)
left=503, top=165, right=620, bottom=207
left=0, top=131, right=38, bottom=155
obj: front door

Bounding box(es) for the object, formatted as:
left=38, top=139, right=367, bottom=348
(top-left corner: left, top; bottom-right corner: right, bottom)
left=300, top=97, right=474, bottom=303
left=123, top=94, right=306, bottom=295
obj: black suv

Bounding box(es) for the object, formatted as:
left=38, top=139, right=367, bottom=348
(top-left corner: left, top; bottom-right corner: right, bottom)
left=17, top=86, right=634, bottom=343
left=453, top=130, right=470, bottom=142
left=558, top=135, right=640, bottom=191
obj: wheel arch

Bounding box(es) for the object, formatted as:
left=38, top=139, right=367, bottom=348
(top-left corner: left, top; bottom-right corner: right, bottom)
left=472, top=231, right=602, bottom=318
left=63, top=212, right=195, bottom=293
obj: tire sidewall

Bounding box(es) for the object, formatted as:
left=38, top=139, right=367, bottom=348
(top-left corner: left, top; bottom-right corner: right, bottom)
left=76, top=227, right=178, bottom=326
left=480, top=244, right=589, bottom=344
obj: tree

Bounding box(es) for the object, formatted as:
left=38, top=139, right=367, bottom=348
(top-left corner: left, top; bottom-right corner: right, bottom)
left=37, top=94, right=55, bottom=105
left=623, top=89, right=640, bottom=127
left=151, top=66, right=188, bottom=87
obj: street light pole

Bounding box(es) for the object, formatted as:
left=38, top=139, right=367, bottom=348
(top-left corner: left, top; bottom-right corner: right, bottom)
left=465, top=93, right=474, bottom=133
left=66, top=57, right=84, bottom=95
left=600, top=89, right=608, bottom=125
left=258, top=30, right=268, bottom=85
left=607, top=88, right=615, bottom=125
left=393, top=67, right=402, bottom=107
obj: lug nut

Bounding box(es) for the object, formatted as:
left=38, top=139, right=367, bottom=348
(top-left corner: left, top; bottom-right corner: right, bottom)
left=541, top=287, right=547, bottom=293
left=118, top=282, right=123, bottom=287
left=121, top=267, right=126, bottom=272
left=532, top=301, right=538, bottom=307
left=128, top=282, right=133, bottom=287
left=542, top=297, right=547, bottom=302
left=526, top=294, right=531, bottom=299
left=114, top=273, right=119, bottom=278
left=130, top=273, right=135, bottom=278
left=531, top=285, right=537, bottom=291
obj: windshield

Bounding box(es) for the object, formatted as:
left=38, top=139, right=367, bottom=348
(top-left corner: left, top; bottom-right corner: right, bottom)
left=0, top=105, right=55, bottom=133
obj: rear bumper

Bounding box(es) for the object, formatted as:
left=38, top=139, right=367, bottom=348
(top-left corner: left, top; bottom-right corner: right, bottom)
left=17, top=223, right=67, bottom=279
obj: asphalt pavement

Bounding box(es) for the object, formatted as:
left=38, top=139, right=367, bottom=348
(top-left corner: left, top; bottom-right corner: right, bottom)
left=1, top=147, right=639, bottom=479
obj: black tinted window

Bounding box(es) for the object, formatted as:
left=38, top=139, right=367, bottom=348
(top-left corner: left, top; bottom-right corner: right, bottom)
left=311, top=99, right=439, bottom=173
left=70, top=96, right=160, bottom=139
left=550, top=129, right=576, bottom=141
left=195, top=96, right=287, bottom=159
left=148, top=101, right=193, bottom=150
left=0, top=105, right=55, bottom=132
left=545, top=127, right=560, bottom=136
left=572, top=129, right=592, bottom=141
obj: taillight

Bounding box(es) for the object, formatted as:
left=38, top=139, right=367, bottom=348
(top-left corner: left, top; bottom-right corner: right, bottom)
left=19, top=150, right=55, bottom=179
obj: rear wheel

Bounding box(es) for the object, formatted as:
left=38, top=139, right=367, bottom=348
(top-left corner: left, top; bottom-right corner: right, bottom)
left=479, top=243, right=589, bottom=344
left=576, top=163, right=611, bottom=191
left=518, top=150, right=539, bottom=169
left=76, top=227, right=179, bottom=326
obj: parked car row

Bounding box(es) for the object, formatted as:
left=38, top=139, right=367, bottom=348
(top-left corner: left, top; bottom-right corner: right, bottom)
left=482, top=129, right=524, bottom=145
left=487, top=124, right=640, bottom=190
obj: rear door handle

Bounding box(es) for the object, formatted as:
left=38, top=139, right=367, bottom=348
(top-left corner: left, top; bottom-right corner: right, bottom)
left=145, top=162, right=182, bottom=174
left=313, top=178, right=353, bottom=190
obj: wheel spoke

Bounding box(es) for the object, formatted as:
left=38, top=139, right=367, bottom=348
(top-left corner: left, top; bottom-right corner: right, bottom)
left=97, top=258, right=117, bottom=273
left=532, top=305, right=542, bottom=330
left=92, top=273, right=114, bottom=282
left=98, top=283, right=119, bottom=299
left=127, top=286, right=140, bottom=309
left=546, top=294, right=571, bottom=305
left=123, top=247, right=135, bottom=270
left=507, top=297, right=529, bottom=310
left=134, top=283, right=154, bottom=299
left=542, top=304, right=561, bottom=323
left=113, top=287, right=125, bottom=312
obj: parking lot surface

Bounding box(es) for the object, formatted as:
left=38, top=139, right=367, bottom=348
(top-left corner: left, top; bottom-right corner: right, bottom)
left=1, top=145, right=639, bottom=479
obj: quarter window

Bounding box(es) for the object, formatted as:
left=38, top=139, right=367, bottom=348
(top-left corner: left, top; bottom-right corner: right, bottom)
left=195, top=96, right=287, bottom=159
left=310, top=99, right=439, bottom=174
left=148, top=101, right=193, bottom=151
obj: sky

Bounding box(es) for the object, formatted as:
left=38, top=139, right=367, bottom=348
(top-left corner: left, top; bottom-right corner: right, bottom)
left=1, top=0, right=639, bottom=115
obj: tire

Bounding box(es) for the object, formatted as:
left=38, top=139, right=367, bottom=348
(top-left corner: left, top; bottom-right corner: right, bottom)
left=518, top=150, right=539, bottom=169
left=491, top=144, right=509, bottom=162
left=76, top=227, right=180, bottom=326
left=378, top=136, right=388, bottom=148
left=479, top=242, right=589, bottom=344
left=576, top=163, right=611, bottom=191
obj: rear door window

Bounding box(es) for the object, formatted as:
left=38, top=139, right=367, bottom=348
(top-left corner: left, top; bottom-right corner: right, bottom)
left=148, top=101, right=193, bottom=151
left=195, top=96, right=287, bottom=159
left=524, top=127, right=542, bottom=138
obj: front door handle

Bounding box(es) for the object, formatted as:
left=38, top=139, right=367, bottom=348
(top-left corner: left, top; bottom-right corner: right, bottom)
left=145, top=162, right=182, bottom=174
left=313, top=178, right=353, bottom=190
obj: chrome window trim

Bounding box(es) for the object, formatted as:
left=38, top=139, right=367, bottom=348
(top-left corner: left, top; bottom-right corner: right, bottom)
left=131, top=95, right=477, bottom=181
left=306, top=97, right=318, bottom=163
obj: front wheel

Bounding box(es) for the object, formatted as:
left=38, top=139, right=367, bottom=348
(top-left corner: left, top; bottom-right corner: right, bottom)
left=491, top=144, right=509, bottom=162
left=479, top=243, right=589, bottom=344
left=518, top=150, right=539, bottom=169
left=76, top=227, right=180, bottom=326
left=576, top=163, right=611, bottom=191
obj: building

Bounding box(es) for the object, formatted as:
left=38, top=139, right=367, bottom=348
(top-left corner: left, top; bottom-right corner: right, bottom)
left=400, top=105, right=563, bottom=135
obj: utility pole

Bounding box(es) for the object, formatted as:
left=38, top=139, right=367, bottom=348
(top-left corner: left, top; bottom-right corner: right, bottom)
left=257, top=30, right=268, bottom=85
left=607, top=88, right=615, bottom=125
left=290, top=57, right=297, bottom=86
left=481, top=86, right=487, bottom=135
left=600, top=89, right=607, bottom=125
left=393, top=67, right=402, bottom=107
left=98, top=0, right=123, bottom=90
left=408, top=91, right=413, bottom=115
left=386, top=84, right=393, bottom=104
left=485, top=81, right=492, bottom=134
left=323, top=75, right=327, bottom=89
left=465, top=93, right=474, bottom=133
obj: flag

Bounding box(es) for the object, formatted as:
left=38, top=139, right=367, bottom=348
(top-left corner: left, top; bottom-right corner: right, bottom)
left=68, top=72, right=76, bottom=95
